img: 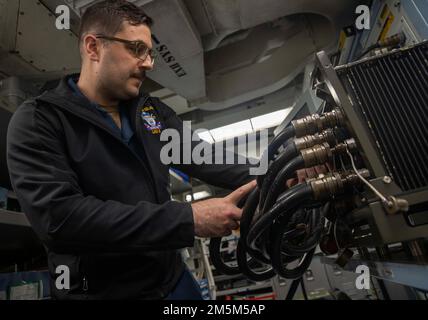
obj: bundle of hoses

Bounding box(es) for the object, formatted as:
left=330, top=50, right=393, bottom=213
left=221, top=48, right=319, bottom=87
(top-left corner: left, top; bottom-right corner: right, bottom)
left=209, top=109, right=367, bottom=282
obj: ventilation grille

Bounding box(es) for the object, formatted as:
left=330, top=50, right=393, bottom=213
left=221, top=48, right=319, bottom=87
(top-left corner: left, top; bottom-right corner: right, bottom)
left=337, top=41, right=428, bottom=192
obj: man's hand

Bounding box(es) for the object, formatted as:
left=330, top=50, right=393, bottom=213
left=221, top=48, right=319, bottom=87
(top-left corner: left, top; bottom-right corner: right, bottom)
left=191, top=180, right=257, bottom=238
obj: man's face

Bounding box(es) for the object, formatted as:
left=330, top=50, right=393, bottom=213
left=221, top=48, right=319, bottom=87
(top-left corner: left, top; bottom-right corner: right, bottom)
left=97, top=22, right=153, bottom=101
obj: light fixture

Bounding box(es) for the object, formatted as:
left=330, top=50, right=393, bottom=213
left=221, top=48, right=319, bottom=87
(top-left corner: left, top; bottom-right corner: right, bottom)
left=209, top=120, right=253, bottom=142
left=196, top=107, right=293, bottom=144
left=196, top=130, right=215, bottom=144
left=250, top=107, right=293, bottom=131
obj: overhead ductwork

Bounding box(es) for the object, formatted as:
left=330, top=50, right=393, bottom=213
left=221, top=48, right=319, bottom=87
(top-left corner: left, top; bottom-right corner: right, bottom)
left=142, top=0, right=206, bottom=100
left=146, top=0, right=359, bottom=111
left=181, top=0, right=360, bottom=110
left=199, top=13, right=333, bottom=110
left=1, top=0, right=359, bottom=112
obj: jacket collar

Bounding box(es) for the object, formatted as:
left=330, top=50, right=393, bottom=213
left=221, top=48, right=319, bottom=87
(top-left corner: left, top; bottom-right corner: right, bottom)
left=36, top=74, right=150, bottom=138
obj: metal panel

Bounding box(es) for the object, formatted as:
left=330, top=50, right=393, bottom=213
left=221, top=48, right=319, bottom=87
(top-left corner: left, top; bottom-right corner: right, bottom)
left=315, top=42, right=428, bottom=247
left=402, top=0, right=428, bottom=40
left=15, top=0, right=80, bottom=73
left=0, top=0, right=19, bottom=52
left=315, top=50, right=388, bottom=177
left=141, top=0, right=206, bottom=100
left=363, top=189, right=428, bottom=245
left=337, top=41, right=428, bottom=191
left=348, top=179, right=428, bottom=246
left=322, top=256, right=428, bottom=292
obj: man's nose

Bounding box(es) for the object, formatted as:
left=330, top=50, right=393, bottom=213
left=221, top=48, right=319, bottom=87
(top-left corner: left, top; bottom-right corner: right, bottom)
left=138, top=56, right=154, bottom=71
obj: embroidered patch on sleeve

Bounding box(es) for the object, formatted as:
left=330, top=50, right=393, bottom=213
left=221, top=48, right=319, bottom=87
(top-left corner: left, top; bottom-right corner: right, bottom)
left=141, top=106, right=162, bottom=134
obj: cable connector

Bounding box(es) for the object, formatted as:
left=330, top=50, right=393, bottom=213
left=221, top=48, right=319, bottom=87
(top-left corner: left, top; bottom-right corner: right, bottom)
left=300, top=138, right=357, bottom=167
left=310, top=170, right=370, bottom=200
left=332, top=138, right=358, bottom=154
left=292, top=109, right=345, bottom=138
left=301, top=143, right=332, bottom=167
left=294, top=129, right=336, bottom=151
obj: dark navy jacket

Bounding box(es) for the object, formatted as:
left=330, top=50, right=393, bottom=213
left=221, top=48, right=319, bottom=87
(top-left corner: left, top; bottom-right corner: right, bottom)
left=6, top=75, right=252, bottom=299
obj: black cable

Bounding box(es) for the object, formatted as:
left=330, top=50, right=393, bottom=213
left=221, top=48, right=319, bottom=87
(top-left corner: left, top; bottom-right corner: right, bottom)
left=261, top=155, right=305, bottom=214
left=247, top=183, right=312, bottom=252
left=239, top=188, right=260, bottom=241
left=210, top=114, right=333, bottom=283
left=259, top=142, right=298, bottom=208
left=209, top=237, right=241, bottom=275
left=264, top=185, right=318, bottom=279
left=267, top=126, right=296, bottom=159
left=280, top=218, right=324, bottom=256
left=239, top=188, right=271, bottom=264
left=356, top=32, right=406, bottom=61
left=301, top=278, right=309, bottom=300
left=280, top=205, right=328, bottom=256
left=272, top=246, right=315, bottom=280
left=257, top=125, right=295, bottom=186
left=236, top=239, right=276, bottom=281
left=376, top=278, right=391, bottom=300
left=209, top=188, right=254, bottom=275
left=285, top=277, right=302, bottom=300
left=209, top=154, right=319, bottom=280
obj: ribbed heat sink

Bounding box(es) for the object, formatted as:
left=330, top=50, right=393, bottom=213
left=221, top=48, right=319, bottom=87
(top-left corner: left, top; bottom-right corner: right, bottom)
left=337, top=41, right=428, bottom=192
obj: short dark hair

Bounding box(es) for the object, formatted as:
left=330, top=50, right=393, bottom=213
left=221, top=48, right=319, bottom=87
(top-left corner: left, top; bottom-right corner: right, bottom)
left=78, top=0, right=153, bottom=46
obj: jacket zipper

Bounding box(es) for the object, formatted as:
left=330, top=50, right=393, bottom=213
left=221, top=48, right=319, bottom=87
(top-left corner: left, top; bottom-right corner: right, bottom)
left=134, top=98, right=159, bottom=196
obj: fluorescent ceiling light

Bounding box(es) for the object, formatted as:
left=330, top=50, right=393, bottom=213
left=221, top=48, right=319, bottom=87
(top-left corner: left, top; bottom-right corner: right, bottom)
left=197, top=130, right=215, bottom=144
left=250, top=107, right=293, bottom=131
left=195, top=107, right=294, bottom=144
left=209, top=120, right=253, bottom=142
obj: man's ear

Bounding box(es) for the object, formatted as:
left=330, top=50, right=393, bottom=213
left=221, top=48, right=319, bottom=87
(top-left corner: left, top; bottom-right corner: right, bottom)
left=82, top=34, right=101, bottom=61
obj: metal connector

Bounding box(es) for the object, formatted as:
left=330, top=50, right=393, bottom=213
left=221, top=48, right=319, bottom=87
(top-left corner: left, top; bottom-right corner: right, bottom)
left=294, top=129, right=336, bottom=151
left=292, top=109, right=345, bottom=138
left=301, top=143, right=332, bottom=167
left=300, top=138, right=357, bottom=167
left=310, top=170, right=370, bottom=200
left=332, top=138, right=358, bottom=154
left=322, top=109, right=345, bottom=130
left=310, top=172, right=343, bottom=200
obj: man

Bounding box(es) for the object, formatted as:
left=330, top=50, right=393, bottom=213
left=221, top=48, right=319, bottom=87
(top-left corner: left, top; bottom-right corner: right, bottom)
left=7, top=0, right=255, bottom=300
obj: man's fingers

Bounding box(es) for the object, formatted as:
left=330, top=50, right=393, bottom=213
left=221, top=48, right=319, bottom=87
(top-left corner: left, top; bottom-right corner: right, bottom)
left=226, top=180, right=257, bottom=204
left=228, top=207, right=243, bottom=221
left=228, top=219, right=240, bottom=231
